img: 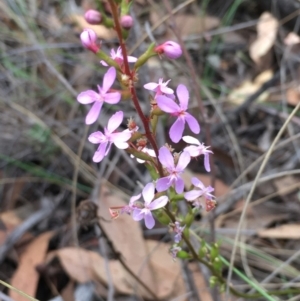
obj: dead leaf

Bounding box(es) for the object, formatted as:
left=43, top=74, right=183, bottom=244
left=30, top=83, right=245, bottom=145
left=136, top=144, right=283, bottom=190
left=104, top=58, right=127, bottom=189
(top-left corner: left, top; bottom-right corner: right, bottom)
left=189, top=262, right=213, bottom=301
left=250, top=12, right=278, bottom=65
left=97, top=183, right=156, bottom=292
left=258, top=224, right=300, bottom=239
left=51, top=240, right=186, bottom=299
left=273, top=176, right=299, bottom=196
left=228, top=70, right=273, bottom=105
left=145, top=240, right=185, bottom=298
left=286, top=87, right=300, bottom=106
left=284, top=32, right=300, bottom=46
left=10, top=231, right=54, bottom=301
left=70, top=14, right=116, bottom=40
left=170, top=14, right=220, bottom=37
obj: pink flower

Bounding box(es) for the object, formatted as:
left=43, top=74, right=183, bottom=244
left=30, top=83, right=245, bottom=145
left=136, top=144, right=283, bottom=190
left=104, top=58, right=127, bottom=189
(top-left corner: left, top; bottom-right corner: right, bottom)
left=80, top=29, right=100, bottom=53
left=144, top=78, right=174, bottom=99
left=84, top=10, right=102, bottom=25
left=173, top=221, right=185, bottom=243
left=156, top=84, right=200, bottom=143
left=132, top=183, right=168, bottom=229
left=100, top=47, right=137, bottom=67
left=184, top=177, right=215, bottom=211
left=183, top=136, right=213, bottom=172
left=155, top=41, right=182, bottom=59
left=77, top=67, right=121, bottom=124
left=120, top=15, right=133, bottom=29
left=170, top=246, right=181, bottom=259
left=88, top=111, right=131, bottom=163
left=156, top=146, right=191, bottom=194
left=120, top=193, right=141, bottom=214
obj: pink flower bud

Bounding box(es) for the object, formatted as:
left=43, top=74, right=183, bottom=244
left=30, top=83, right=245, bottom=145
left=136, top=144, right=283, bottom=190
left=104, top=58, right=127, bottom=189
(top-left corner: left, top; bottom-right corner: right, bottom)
left=120, top=15, right=133, bottom=29
left=80, top=29, right=100, bottom=53
left=84, top=10, right=102, bottom=25
left=155, top=41, right=182, bottom=59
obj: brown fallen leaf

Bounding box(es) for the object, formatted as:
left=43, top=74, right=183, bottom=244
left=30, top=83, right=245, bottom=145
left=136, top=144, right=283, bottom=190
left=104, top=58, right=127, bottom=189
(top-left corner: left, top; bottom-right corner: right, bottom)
left=258, top=224, right=300, bottom=239
left=70, top=14, right=116, bottom=40
left=286, top=87, right=300, bottom=106
left=228, top=70, right=273, bottom=105
left=249, top=12, right=278, bottom=65
left=189, top=262, right=213, bottom=301
left=10, top=231, right=54, bottom=301
left=145, top=240, right=185, bottom=298
left=50, top=239, right=186, bottom=300
left=97, top=183, right=156, bottom=292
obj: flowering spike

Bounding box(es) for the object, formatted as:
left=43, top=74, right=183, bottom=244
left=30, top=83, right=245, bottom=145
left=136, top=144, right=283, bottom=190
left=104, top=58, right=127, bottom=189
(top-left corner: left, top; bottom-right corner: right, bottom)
left=155, top=41, right=182, bottom=59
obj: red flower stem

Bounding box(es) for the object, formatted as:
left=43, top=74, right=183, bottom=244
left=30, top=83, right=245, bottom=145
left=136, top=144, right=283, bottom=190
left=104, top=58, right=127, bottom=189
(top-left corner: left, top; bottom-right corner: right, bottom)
left=107, top=0, right=163, bottom=176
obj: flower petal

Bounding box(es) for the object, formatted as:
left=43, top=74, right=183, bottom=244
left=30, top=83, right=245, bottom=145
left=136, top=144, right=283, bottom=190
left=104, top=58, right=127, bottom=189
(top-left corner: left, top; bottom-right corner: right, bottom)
left=142, top=182, right=155, bottom=205
left=127, top=56, right=137, bottom=62
left=156, top=176, right=172, bottom=192
left=182, top=135, right=200, bottom=145
left=88, top=131, right=105, bottom=144
left=169, top=117, right=185, bottom=143
left=93, top=142, right=108, bottom=162
left=184, top=189, right=202, bottom=201
left=148, top=195, right=168, bottom=210
left=156, top=95, right=180, bottom=113
left=104, top=142, right=112, bottom=155
left=77, top=90, right=98, bottom=104
left=160, top=86, right=174, bottom=95
left=85, top=101, right=103, bottom=124
left=129, top=193, right=141, bottom=205
left=184, top=145, right=200, bottom=157
left=176, top=151, right=191, bottom=171
left=144, top=82, right=158, bottom=91
left=114, top=141, right=129, bottom=149
left=191, top=177, right=205, bottom=189
left=132, top=209, right=143, bottom=221
left=144, top=212, right=155, bottom=229
left=204, top=153, right=211, bottom=172
left=185, top=113, right=200, bottom=134
left=175, top=178, right=184, bottom=194
left=100, top=60, right=108, bottom=66
left=107, top=111, right=123, bottom=133
left=104, top=92, right=121, bottom=104
left=176, top=84, right=189, bottom=110
left=102, top=67, right=116, bottom=93
left=158, top=146, right=174, bottom=169
left=111, top=131, right=131, bottom=143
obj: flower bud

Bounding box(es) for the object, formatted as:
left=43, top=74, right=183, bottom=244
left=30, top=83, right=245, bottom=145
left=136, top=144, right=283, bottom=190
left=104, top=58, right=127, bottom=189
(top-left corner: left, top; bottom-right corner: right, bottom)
left=84, top=10, right=102, bottom=25
left=120, top=15, right=133, bottom=29
left=155, top=41, right=182, bottom=59
left=80, top=29, right=100, bottom=53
